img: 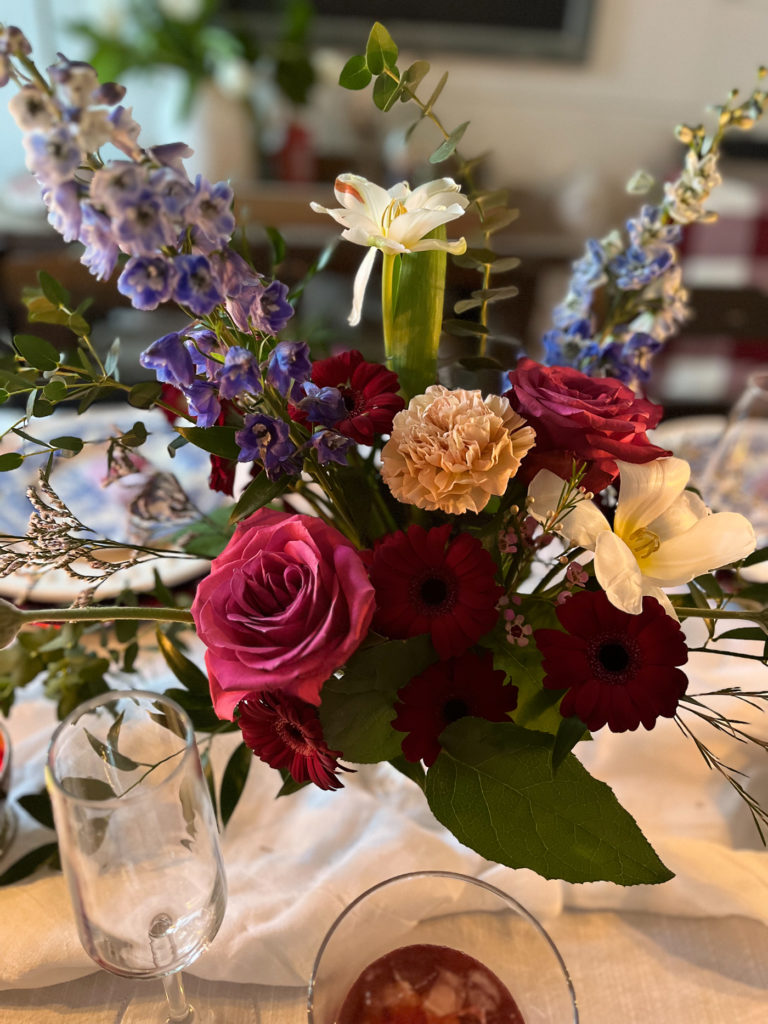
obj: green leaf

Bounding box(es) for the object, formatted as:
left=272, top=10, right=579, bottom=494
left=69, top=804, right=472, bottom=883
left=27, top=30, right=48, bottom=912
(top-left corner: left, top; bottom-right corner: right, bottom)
left=743, top=546, right=768, bottom=567
left=552, top=715, right=590, bottom=770
left=265, top=226, right=286, bottom=268
left=0, top=453, right=23, bottom=471
left=365, top=22, right=398, bottom=76
left=78, top=385, right=114, bottom=413
left=276, top=771, right=309, bottom=797
left=13, top=334, right=59, bottom=372
left=339, top=54, right=371, bottom=90
left=84, top=728, right=141, bottom=773
left=373, top=71, right=401, bottom=112
left=389, top=755, right=426, bottom=790
left=480, top=208, right=520, bottom=234
left=424, top=70, right=448, bottom=113
left=176, top=425, right=239, bottom=460
left=0, top=388, right=8, bottom=405
left=441, top=318, right=490, bottom=338
left=162, top=688, right=224, bottom=733
left=220, top=741, right=252, bottom=827
left=128, top=380, right=163, bottom=409
left=319, top=635, right=435, bottom=763
left=18, top=790, right=55, bottom=830
left=61, top=776, right=116, bottom=801
left=43, top=379, right=68, bottom=402
left=167, top=435, right=189, bottom=458
left=104, top=337, right=120, bottom=377
left=0, top=842, right=60, bottom=886
left=427, top=719, right=674, bottom=885
left=429, top=121, right=469, bottom=164
left=156, top=628, right=210, bottom=697
left=401, top=60, right=430, bottom=95
left=229, top=472, right=290, bottom=524
left=38, top=271, right=70, bottom=308
left=50, top=435, right=84, bottom=454
left=692, top=572, right=723, bottom=600
left=715, top=627, right=767, bottom=642
left=120, top=421, right=148, bottom=448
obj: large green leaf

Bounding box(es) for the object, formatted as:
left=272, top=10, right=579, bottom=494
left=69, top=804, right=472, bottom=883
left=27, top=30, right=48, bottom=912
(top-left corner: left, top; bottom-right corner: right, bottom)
left=176, top=425, right=239, bottom=459
left=427, top=718, right=673, bottom=885
left=319, top=635, right=435, bottom=763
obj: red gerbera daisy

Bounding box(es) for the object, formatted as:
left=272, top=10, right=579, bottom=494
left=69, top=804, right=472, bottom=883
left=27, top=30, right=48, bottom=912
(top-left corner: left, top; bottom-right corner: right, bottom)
left=534, top=590, right=689, bottom=733
left=367, top=524, right=504, bottom=659
left=392, top=649, right=518, bottom=766
left=237, top=690, right=350, bottom=791
left=300, top=349, right=404, bottom=444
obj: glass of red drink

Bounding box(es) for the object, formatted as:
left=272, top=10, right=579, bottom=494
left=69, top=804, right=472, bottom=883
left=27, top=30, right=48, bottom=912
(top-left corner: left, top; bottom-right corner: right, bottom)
left=307, top=870, right=578, bottom=1023
left=0, top=718, right=16, bottom=859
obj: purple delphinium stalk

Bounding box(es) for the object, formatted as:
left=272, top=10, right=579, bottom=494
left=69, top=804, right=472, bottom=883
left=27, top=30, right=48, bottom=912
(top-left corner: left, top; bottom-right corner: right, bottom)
left=117, top=255, right=176, bottom=310
left=310, top=430, right=355, bottom=466
left=140, top=332, right=195, bottom=386
left=107, top=106, right=142, bottom=159
left=218, top=346, right=263, bottom=400
left=8, top=85, right=55, bottom=131
left=235, top=413, right=300, bottom=478
left=47, top=56, right=98, bottom=109
left=150, top=166, right=194, bottom=219
left=182, top=381, right=221, bottom=428
left=265, top=340, right=312, bottom=398
left=89, top=162, right=145, bottom=215
left=173, top=254, right=222, bottom=316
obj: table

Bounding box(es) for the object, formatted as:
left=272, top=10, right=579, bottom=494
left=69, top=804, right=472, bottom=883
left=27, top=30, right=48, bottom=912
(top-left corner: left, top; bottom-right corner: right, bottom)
left=0, top=911, right=766, bottom=1022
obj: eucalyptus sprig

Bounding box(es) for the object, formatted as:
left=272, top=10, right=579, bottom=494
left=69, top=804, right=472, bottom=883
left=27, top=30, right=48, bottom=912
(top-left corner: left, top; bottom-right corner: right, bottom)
left=339, top=22, right=520, bottom=355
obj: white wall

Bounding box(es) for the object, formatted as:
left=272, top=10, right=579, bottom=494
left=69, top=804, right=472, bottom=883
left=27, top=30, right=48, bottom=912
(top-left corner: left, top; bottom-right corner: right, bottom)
left=0, top=0, right=766, bottom=214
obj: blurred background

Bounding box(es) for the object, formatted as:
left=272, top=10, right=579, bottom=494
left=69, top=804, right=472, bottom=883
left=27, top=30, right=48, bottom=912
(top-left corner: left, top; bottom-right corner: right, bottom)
left=0, top=0, right=767, bottom=416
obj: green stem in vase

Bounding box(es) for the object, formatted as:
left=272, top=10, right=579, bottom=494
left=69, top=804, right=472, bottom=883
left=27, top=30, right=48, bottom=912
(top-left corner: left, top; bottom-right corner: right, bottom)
left=381, top=230, right=448, bottom=401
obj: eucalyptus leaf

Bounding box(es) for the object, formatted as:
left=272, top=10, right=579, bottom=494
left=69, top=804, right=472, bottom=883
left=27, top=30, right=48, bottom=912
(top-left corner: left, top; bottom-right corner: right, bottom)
left=339, top=54, right=371, bottom=90
left=365, top=22, right=398, bottom=76
left=424, top=70, right=448, bottom=113
left=441, top=319, right=490, bottom=338
left=0, top=388, right=8, bottom=405
left=401, top=60, right=430, bottom=95
left=429, top=121, right=469, bottom=164
left=229, top=472, right=290, bottom=524
left=0, top=453, right=23, bottom=471
left=128, top=380, right=163, bottom=409
left=373, top=72, right=401, bottom=111
left=38, top=270, right=70, bottom=308
left=18, top=790, right=55, bottom=830
left=84, top=727, right=141, bottom=773
left=61, top=776, right=117, bottom=801
left=50, top=436, right=84, bottom=454
left=427, top=719, right=674, bottom=885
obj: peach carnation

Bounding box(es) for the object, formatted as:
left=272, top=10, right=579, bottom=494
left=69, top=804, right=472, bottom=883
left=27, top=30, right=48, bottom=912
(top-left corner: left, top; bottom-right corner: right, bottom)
left=380, top=385, right=536, bottom=514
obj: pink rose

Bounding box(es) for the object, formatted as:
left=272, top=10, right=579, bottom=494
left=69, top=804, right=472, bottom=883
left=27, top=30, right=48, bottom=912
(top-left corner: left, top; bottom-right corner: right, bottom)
left=504, top=358, right=670, bottom=493
left=191, top=509, right=375, bottom=719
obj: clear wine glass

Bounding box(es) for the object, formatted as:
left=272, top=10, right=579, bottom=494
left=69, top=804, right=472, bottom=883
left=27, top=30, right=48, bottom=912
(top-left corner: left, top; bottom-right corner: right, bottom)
left=46, top=690, right=227, bottom=1023
left=699, top=367, right=768, bottom=549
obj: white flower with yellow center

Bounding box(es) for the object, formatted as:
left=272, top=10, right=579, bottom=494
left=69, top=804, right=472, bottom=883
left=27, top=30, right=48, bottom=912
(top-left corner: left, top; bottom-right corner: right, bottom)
left=310, top=173, right=469, bottom=325
left=528, top=457, right=755, bottom=616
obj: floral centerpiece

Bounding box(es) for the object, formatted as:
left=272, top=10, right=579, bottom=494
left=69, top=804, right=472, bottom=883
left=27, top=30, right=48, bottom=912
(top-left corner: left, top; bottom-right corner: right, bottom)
left=0, top=22, right=767, bottom=888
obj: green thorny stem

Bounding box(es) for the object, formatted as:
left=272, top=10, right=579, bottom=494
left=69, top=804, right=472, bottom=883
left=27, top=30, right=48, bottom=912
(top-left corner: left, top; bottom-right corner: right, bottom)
left=382, top=67, right=507, bottom=354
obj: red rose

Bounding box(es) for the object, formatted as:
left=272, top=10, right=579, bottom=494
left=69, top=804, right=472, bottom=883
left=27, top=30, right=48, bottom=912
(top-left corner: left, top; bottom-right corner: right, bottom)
left=191, top=509, right=375, bottom=719
left=504, top=358, right=669, bottom=492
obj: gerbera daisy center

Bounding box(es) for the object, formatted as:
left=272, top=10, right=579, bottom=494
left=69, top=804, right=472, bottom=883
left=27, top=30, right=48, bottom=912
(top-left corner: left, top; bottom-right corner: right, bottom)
left=597, top=641, right=631, bottom=674
left=413, top=572, right=455, bottom=612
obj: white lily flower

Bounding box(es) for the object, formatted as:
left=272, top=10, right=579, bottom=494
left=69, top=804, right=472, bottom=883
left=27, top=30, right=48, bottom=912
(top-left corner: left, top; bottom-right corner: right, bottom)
left=310, top=173, right=469, bottom=325
left=528, top=457, right=756, bottom=616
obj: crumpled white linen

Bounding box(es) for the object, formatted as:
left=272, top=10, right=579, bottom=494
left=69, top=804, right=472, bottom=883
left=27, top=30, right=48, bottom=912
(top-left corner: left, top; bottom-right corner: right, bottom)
left=0, top=623, right=766, bottom=990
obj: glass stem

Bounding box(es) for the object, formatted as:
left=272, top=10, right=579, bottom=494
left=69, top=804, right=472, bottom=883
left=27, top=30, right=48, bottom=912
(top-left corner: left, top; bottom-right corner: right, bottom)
left=162, top=972, right=193, bottom=1023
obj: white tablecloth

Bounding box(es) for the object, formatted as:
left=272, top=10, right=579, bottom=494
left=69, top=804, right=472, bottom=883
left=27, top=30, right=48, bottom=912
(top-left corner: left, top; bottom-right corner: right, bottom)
left=0, top=622, right=767, bottom=1019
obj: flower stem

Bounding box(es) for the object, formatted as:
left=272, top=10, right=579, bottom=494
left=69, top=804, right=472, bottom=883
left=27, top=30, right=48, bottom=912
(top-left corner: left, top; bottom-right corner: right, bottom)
left=19, top=606, right=194, bottom=626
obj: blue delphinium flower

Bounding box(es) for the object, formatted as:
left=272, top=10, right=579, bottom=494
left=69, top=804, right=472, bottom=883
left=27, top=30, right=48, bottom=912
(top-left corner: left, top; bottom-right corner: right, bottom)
left=257, top=280, right=294, bottom=334
left=43, top=182, right=81, bottom=242
left=173, top=254, right=222, bottom=316
left=182, top=381, right=221, bottom=428
left=266, top=340, right=312, bottom=398
left=295, top=382, right=346, bottom=425
left=114, top=189, right=176, bottom=255
left=608, top=243, right=674, bottom=291
left=186, top=176, right=235, bottom=250
left=117, top=255, right=176, bottom=310
left=235, top=413, right=300, bottom=478
left=140, top=332, right=195, bottom=386
left=310, top=430, right=355, bottom=466
left=89, top=162, right=145, bottom=215
left=185, top=328, right=224, bottom=380
left=150, top=166, right=194, bottom=219
left=23, top=124, right=81, bottom=186
left=79, top=203, right=119, bottom=281
left=218, top=346, right=263, bottom=400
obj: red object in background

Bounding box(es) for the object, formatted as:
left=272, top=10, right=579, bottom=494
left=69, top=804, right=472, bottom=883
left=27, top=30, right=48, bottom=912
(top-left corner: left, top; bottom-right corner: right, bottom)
left=337, top=944, right=526, bottom=1024
left=275, top=121, right=316, bottom=183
